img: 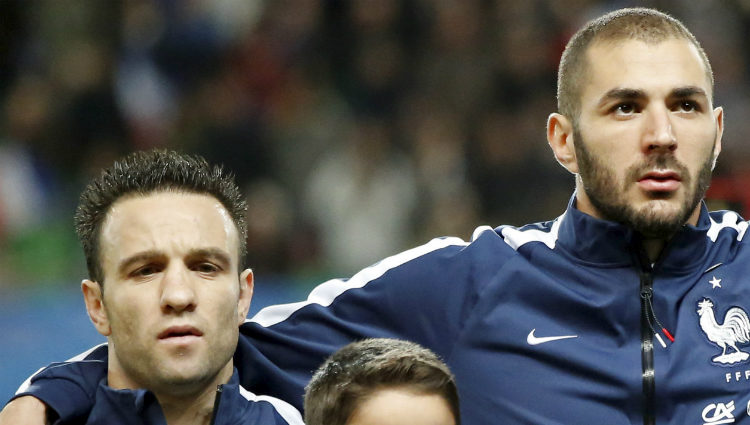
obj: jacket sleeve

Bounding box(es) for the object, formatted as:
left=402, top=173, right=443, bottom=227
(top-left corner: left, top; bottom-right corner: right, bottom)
left=233, top=234, right=494, bottom=410
left=7, top=230, right=505, bottom=418
left=7, top=344, right=108, bottom=423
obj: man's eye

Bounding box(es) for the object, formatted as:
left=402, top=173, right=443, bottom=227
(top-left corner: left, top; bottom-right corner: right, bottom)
left=132, top=265, right=160, bottom=277
left=614, top=103, right=636, bottom=115
left=194, top=263, right=220, bottom=274
left=676, top=101, right=699, bottom=112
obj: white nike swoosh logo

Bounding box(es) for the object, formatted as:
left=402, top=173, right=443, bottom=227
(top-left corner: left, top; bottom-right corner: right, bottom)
left=527, top=329, right=578, bottom=345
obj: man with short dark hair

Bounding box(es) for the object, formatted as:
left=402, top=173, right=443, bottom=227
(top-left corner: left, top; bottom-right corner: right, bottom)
left=304, top=338, right=460, bottom=425
left=3, top=7, right=746, bottom=425
left=1, top=150, right=303, bottom=425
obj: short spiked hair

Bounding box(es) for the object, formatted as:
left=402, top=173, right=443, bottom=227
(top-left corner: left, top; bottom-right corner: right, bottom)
left=74, top=149, right=247, bottom=284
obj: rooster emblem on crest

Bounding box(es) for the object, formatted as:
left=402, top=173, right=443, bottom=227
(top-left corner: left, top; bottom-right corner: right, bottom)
left=697, top=298, right=750, bottom=364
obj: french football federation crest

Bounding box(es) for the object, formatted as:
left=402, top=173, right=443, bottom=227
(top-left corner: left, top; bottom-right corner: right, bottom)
left=697, top=299, right=750, bottom=364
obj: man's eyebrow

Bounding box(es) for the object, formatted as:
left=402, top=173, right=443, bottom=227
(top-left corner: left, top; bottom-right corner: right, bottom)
left=597, top=88, right=646, bottom=107
left=597, top=86, right=709, bottom=107
left=117, top=248, right=232, bottom=274
left=670, top=86, right=708, bottom=99
left=186, top=248, right=232, bottom=266
left=117, top=250, right=165, bottom=274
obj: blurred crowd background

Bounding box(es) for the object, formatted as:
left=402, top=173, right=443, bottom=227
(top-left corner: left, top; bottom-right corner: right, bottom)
left=3, top=0, right=750, bottom=400
left=4, top=0, right=750, bottom=286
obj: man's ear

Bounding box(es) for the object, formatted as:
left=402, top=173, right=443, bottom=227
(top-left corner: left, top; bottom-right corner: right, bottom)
left=82, top=279, right=111, bottom=336
left=547, top=113, right=579, bottom=174
left=712, top=106, right=724, bottom=169
left=237, top=269, right=254, bottom=325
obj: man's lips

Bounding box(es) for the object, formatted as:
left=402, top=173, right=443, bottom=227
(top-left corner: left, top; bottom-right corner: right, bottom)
left=638, top=170, right=682, bottom=192
left=157, top=325, right=204, bottom=340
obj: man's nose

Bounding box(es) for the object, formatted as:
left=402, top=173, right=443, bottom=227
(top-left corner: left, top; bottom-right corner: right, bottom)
left=643, top=105, right=677, bottom=153
left=160, top=266, right=197, bottom=313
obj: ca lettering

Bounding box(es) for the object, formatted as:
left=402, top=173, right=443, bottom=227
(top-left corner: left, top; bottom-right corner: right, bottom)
left=702, top=401, right=736, bottom=425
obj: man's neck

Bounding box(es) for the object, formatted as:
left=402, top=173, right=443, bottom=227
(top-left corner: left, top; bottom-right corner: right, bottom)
left=642, top=238, right=666, bottom=264
left=157, top=387, right=218, bottom=425
left=155, top=362, right=235, bottom=425
left=155, top=362, right=234, bottom=425
left=107, top=359, right=234, bottom=425
left=640, top=203, right=703, bottom=263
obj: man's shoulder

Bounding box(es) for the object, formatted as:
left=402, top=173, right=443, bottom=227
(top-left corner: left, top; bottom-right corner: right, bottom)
left=706, top=209, right=750, bottom=242
left=375, top=224, right=535, bottom=280
left=233, top=386, right=304, bottom=425
left=418, top=218, right=560, bottom=255
left=489, top=215, right=562, bottom=252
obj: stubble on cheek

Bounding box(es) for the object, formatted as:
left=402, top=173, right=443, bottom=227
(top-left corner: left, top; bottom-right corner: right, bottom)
left=574, top=135, right=710, bottom=238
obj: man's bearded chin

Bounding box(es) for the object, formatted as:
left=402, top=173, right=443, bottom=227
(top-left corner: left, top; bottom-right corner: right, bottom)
left=574, top=129, right=715, bottom=240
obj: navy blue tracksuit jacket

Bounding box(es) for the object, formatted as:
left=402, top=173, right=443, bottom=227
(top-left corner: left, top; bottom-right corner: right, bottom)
left=15, top=197, right=750, bottom=424
left=20, top=366, right=302, bottom=424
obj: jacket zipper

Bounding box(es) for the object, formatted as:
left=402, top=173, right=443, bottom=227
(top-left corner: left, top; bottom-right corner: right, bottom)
left=639, top=266, right=656, bottom=425
left=209, top=385, right=223, bottom=425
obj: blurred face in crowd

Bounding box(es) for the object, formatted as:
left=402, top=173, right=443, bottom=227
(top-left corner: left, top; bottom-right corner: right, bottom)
left=82, top=191, right=253, bottom=397
left=346, top=387, right=456, bottom=425
left=549, top=37, right=723, bottom=238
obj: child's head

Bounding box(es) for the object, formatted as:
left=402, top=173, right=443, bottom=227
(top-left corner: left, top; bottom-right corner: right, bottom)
left=304, top=338, right=460, bottom=425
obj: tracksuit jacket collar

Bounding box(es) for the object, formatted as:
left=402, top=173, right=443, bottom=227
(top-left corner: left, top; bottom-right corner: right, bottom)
left=555, top=194, right=712, bottom=271
left=88, top=369, right=245, bottom=425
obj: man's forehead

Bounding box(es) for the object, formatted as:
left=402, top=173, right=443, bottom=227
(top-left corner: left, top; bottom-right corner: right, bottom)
left=105, top=191, right=224, bottom=222
left=583, top=37, right=712, bottom=98
left=590, top=36, right=702, bottom=57
left=100, top=191, right=240, bottom=262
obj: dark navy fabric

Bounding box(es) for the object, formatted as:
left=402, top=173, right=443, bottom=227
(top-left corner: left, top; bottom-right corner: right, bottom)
left=15, top=196, right=750, bottom=424
left=17, top=365, right=301, bottom=425
left=85, top=370, right=297, bottom=425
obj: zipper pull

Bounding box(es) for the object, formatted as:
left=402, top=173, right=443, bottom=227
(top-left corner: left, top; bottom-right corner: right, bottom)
left=640, top=287, right=674, bottom=348
left=209, top=385, right=223, bottom=425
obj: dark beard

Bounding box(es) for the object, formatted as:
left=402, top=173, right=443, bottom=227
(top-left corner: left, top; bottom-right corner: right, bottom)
left=573, top=127, right=714, bottom=239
